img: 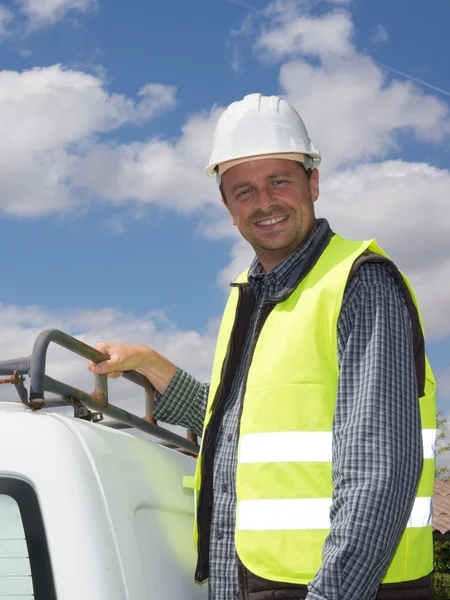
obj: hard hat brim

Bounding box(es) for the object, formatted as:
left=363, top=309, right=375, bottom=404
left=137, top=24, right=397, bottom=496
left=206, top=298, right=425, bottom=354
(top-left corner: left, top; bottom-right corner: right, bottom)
left=205, top=151, right=321, bottom=179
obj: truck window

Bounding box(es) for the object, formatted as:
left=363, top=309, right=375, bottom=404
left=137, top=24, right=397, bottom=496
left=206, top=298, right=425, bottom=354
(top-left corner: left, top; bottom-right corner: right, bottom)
left=0, top=479, right=56, bottom=600
left=0, top=494, right=33, bottom=598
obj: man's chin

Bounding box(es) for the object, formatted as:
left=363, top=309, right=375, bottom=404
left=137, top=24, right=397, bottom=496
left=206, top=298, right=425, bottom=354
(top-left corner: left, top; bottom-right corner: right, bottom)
left=253, top=240, right=297, bottom=254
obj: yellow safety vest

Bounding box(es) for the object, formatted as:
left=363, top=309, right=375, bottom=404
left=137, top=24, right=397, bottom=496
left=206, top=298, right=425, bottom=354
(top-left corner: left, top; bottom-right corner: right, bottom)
left=193, top=234, right=436, bottom=585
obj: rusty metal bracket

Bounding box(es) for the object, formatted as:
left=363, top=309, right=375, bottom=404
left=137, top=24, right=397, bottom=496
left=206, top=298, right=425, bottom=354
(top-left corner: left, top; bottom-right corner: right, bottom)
left=0, top=370, right=29, bottom=407
left=0, top=329, right=199, bottom=456
left=63, top=396, right=104, bottom=422
left=0, top=372, right=22, bottom=385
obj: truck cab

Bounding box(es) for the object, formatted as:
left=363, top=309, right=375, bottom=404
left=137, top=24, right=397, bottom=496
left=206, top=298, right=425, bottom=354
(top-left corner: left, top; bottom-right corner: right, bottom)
left=0, top=330, right=206, bottom=600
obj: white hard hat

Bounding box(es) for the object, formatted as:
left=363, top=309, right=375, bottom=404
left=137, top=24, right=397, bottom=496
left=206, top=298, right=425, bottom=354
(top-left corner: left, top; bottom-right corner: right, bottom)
left=206, top=93, right=321, bottom=181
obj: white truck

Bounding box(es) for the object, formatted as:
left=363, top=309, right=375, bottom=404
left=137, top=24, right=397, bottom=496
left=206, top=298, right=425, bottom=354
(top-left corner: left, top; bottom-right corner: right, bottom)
left=0, top=329, right=207, bottom=600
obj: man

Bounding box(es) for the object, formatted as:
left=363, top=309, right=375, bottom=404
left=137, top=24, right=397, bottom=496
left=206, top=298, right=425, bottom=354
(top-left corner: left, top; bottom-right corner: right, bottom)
left=89, top=94, right=436, bottom=600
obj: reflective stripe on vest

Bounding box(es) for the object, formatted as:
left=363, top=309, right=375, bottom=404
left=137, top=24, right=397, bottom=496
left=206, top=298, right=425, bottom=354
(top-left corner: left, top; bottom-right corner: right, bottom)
left=194, top=234, right=436, bottom=586
left=238, top=496, right=433, bottom=530
left=239, top=429, right=437, bottom=463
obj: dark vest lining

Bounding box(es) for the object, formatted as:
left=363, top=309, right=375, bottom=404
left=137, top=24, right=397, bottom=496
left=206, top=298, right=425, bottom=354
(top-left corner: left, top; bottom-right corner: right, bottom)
left=195, top=284, right=256, bottom=581
left=238, top=569, right=433, bottom=600
left=348, top=251, right=425, bottom=397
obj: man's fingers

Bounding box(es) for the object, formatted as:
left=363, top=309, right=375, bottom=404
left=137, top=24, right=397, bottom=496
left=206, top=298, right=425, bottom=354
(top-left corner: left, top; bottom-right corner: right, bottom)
left=88, top=360, right=119, bottom=379
left=87, top=342, right=139, bottom=376
left=107, top=371, right=124, bottom=379
left=95, top=342, right=110, bottom=355
left=88, top=342, right=112, bottom=373
left=91, top=360, right=114, bottom=374
left=88, top=359, right=122, bottom=378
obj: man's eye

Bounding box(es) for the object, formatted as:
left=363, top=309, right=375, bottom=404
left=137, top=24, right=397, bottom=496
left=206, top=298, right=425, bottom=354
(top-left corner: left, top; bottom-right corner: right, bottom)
left=237, top=189, right=251, bottom=199
left=273, top=179, right=287, bottom=186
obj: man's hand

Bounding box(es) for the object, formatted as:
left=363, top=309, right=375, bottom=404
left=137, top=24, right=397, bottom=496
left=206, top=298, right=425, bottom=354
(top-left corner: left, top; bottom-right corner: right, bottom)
left=88, top=343, right=152, bottom=379
left=87, top=342, right=177, bottom=395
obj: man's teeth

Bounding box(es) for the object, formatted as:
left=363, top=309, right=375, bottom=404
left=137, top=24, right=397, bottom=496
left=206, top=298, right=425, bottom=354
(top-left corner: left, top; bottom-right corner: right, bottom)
left=257, top=216, right=287, bottom=226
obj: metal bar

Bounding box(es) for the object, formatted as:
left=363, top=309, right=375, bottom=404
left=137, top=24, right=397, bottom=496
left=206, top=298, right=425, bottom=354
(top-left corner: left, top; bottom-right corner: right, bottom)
left=104, top=404, right=199, bottom=454
left=121, top=370, right=155, bottom=396
left=43, top=375, right=107, bottom=411
left=92, top=374, right=108, bottom=409
left=30, top=329, right=155, bottom=400
left=145, top=390, right=154, bottom=420
left=14, top=377, right=28, bottom=406
left=43, top=375, right=199, bottom=455
left=30, top=330, right=105, bottom=401
left=0, top=358, right=30, bottom=376
left=40, top=397, right=75, bottom=408
left=101, top=421, right=133, bottom=430
left=100, top=421, right=189, bottom=454
left=187, top=428, right=198, bottom=446
left=0, top=373, right=21, bottom=385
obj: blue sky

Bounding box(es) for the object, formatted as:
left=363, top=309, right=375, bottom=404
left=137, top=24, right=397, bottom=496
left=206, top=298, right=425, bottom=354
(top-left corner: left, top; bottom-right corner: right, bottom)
left=0, top=0, right=449, bottom=435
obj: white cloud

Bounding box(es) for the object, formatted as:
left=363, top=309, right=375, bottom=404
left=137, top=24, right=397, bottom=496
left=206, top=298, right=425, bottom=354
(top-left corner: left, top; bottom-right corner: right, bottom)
left=0, top=67, right=176, bottom=154
left=70, top=107, right=221, bottom=212
left=0, top=65, right=178, bottom=216
left=198, top=215, right=240, bottom=241
left=226, top=11, right=255, bottom=73
left=317, top=160, right=450, bottom=337
left=103, top=215, right=126, bottom=234
left=227, top=14, right=254, bottom=73
left=0, top=63, right=220, bottom=217
left=134, top=83, right=178, bottom=121
left=18, top=0, right=96, bottom=26
left=280, top=57, right=449, bottom=175
left=0, top=4, right=14, bottom=37
left=255, top=10, right=354, bottom=61
left=245, top=3, right=450, bottom=178
left=436, top=369, right=450, bottom=401
left=218, top=238, right=254, bottom=290
left=319, top=161, right=450, bottom=269
left=372, top=24, right=388, bottom=44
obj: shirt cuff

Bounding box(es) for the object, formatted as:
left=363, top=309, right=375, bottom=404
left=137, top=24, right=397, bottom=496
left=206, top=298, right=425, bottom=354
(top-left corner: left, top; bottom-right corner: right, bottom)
left=153, top=367, right=204, bottom=423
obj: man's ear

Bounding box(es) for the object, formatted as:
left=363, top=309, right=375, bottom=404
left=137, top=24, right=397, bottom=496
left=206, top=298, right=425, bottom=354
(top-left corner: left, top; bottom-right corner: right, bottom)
left=223, top=200, right=237, bottom=226
left=309, top=168, right=320, bottom=203
left=220, top=188, right=237, bottom=226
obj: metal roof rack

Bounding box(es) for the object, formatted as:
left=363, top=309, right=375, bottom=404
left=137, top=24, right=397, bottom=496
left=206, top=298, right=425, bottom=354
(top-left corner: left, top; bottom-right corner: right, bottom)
left=0, top=329, right=199, bottom=457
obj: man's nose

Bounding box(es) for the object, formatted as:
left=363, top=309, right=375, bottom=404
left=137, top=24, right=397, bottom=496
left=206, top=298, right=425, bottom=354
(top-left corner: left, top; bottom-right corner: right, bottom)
left=254, top=186, right=276, bottom=210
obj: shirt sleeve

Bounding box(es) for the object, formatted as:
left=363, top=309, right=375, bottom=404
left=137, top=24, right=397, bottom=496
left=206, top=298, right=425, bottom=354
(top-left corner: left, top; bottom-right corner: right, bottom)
left=153, top=367, right=209, bottom=438
left=307, top=263, right=424, bottom=600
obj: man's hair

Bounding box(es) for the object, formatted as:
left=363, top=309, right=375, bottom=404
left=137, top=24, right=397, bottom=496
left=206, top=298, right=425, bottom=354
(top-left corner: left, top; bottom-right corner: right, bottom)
left=220, top=161, right=312, bottom=203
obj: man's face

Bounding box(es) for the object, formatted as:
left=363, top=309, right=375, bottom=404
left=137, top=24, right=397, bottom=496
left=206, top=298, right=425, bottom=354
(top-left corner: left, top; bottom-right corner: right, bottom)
left=221, top=158, right=319, bottom=271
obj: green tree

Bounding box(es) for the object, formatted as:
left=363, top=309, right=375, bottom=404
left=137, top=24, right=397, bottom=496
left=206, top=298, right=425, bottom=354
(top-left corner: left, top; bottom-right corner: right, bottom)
left=434, top=409, right=450, bottom=598
left=434, top=541, right=450, bottom=600
left=437, top=407, right=450, bottom=480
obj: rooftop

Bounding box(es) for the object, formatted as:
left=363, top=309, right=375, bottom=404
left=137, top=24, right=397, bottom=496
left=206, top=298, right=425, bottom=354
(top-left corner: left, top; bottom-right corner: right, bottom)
left=434, top=480, right=450, bottom=536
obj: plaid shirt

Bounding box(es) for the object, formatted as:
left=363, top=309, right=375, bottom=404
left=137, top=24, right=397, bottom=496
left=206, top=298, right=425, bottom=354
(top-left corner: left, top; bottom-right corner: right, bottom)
left=154, top=219, right=422, bottom=600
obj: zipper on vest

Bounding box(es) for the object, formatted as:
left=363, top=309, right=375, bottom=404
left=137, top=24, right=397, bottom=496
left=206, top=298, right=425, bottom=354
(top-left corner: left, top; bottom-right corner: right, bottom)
left=195, top=285, right=246, bottom=582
